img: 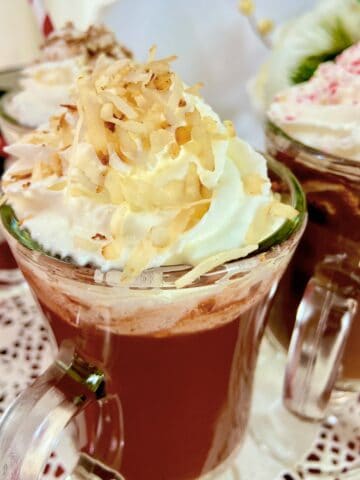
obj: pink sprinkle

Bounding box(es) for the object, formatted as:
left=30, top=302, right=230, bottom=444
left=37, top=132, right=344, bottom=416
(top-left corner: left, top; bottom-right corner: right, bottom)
left=328, top=81, right=338, bottom=91
left=285, top=115, right=295, bottom=121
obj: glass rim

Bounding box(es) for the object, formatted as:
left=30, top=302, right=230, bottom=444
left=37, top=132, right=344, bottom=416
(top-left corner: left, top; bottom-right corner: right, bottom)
left=266, top=118, right=360, bottom=171
left=0, top=91, right=33, bottom=132
left=1, top=154, right=307, bottom=289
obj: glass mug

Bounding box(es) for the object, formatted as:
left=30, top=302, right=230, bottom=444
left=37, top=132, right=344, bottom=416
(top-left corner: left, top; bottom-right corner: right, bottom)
left=266, top=121, right=359, bottom=420
left=0, top=157, right=306, bottom=480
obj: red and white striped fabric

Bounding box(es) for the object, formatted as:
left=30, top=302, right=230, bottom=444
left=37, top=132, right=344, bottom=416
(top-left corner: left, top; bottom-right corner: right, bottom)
left=28, top=0, right=54, bottom=37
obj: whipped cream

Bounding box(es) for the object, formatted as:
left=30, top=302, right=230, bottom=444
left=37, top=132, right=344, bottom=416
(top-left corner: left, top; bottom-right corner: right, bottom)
left=3, top=53, right=296, bottom=282
left=5, top=58, right=81, bottom=128
left=268, top=42, right=360, bottom=161
left=5, top=23, right=131, bottom=129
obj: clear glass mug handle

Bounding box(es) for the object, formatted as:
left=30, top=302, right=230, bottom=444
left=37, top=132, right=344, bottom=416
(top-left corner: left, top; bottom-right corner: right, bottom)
left=284, top=254, right=358, bottom=421
left=0, top=341, right=124, bottom=480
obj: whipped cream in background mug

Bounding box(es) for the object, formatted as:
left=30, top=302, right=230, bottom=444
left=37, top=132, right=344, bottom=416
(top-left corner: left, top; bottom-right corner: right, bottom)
left=268, top=41, right=360, bottom=161
left=4, top=23, right=132, bottom=129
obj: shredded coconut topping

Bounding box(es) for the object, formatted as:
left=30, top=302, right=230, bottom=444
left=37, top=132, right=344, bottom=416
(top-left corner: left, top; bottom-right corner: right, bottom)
left=3, top=49, right=296, bottom=285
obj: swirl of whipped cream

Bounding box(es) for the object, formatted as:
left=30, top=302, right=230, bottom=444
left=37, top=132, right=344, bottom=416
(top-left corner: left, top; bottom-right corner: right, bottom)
left=6, top=58, right=81, bottom=128
left=3, top=52, right=296, bottom=282
left=268, top=42, right=360, bottom=161
left=5, top=23, right=132, bottom=129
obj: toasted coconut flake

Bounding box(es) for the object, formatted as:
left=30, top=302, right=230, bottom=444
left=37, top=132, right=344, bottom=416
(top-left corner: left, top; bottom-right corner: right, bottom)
left=92, top=233, right=107, bottom=241
left=269, top=201, right=298, bottom=220
left=121, top=208, right=194, bottom=283
left=115, top=120, right=147, bottom=134
left=148, top=55, right=177, bottom=70
left=10, top=170, right=32, bottom=181
left=148, top=45, right=157, bottom=62
left=175, top=126, right=192, bottom=145
left=105, top=121, right=116, bottom=132
left=185, top=201, right=210, bottom=229
left=185, top=109, right=201, bottom=126
left=169, top=142, right=180, bottom=159
left=60, top=104, right=78, bottom=112
left=167, top=73, right=183, bottom=113
left=191, top=123, right=215, bottom=170
left=159, top=208, right=193, bottom=244
left=32, top=161, right=54, bottom=181
left=103, top=92, right=137, bottom=119
left=47, top=181, right=66, bottom=191
left=224, top=120, right=236, bottom=138
left=185, top=82, right=204, bottom=96
left=104, top=169, right=125, bottom=204
left=51, top=154, right=63, bottom=177
left=78, top=76, right=108, bottom=158
left=117, top=128, right=138, bottom=154
left=100, top=102, right=113, bottom=121
left=98, top=152, right=109, bottom=165
left=175, top=244, right=258, bottom=288
left=243, top=174, right=266, bottom=195
left=184, top=163, right=201, bottom=201
left=120, top=239, right=157, bottom=283
left=203, top=117, right=218, bottom=133
left=58, top=113, right=70, bottom=132
left=114, top=112, right=126, bottom=121
left=150, top=129, right=174, bottom=153
left=148, top=72, right=173, bottom=91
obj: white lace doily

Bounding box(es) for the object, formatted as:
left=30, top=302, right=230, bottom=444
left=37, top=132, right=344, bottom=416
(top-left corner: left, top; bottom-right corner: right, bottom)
left=0, top=284, right=359, bottom=480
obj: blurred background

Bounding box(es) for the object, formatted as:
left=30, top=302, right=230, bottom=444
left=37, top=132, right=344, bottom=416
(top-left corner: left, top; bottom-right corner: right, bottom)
left=0, top=0, right=313, bottom=147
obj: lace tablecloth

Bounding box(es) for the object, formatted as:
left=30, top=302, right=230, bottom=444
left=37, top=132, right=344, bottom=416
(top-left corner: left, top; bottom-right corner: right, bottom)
left=0, top=283, right=359, bottom=480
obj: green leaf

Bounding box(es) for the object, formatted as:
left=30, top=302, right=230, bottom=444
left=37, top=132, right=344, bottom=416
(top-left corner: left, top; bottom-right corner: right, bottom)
left=290, top=17, right=353, bottom=84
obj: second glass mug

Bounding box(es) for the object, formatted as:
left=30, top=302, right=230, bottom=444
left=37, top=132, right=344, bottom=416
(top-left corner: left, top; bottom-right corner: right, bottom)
left=266, top=122, right=360, bottom=421
left=0, top=157, right=306, bottom=480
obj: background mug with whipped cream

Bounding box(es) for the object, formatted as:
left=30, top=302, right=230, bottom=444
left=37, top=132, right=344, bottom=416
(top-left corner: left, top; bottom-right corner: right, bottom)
left=0, top=22, right=132, bottom=145
left=265, top=41, right=360, bottom=420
